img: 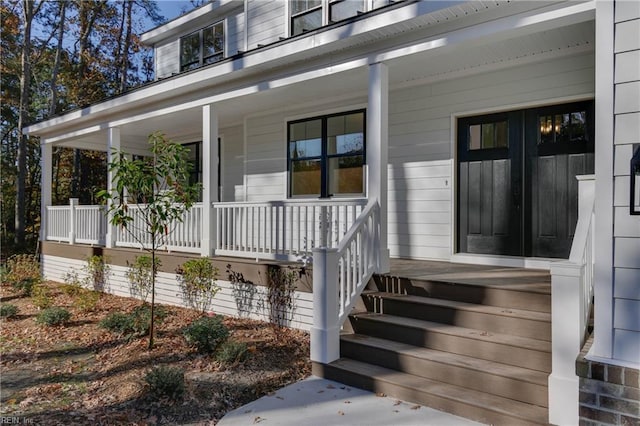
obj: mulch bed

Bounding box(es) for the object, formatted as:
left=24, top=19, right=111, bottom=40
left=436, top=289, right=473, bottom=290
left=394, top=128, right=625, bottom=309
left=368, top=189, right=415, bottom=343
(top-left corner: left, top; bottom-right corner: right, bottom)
left=0, top=281, right=311, bottom=425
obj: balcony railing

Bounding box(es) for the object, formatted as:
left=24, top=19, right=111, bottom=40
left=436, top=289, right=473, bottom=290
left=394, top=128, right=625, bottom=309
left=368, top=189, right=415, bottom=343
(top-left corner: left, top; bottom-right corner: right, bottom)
left=45, top=199, right=106, bottom=245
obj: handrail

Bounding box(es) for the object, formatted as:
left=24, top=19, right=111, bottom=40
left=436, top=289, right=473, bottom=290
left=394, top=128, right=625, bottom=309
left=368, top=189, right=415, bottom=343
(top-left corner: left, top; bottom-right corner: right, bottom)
left=311, top=199, right=380, bottom=363
left=336, top=200, right=379, bottom=326
left=548, top=175, right=595, bottom=426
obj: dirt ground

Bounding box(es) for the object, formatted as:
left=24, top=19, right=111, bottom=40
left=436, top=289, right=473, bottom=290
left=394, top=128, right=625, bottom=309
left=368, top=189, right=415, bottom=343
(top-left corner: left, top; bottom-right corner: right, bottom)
left=0, top=281, right=311, bottom=425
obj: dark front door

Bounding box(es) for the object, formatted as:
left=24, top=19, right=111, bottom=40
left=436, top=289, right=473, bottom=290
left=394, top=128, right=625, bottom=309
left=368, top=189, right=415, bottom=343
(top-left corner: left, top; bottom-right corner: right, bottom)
left=457, top=101, right=594, bottom=258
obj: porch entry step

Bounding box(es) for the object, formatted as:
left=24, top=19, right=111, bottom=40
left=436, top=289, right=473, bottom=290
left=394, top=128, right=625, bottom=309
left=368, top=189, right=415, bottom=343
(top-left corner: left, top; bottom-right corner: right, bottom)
left=373, top=274, right=551, bottom=313
left=318, top=358, right=549, bottom=426
left=340, top=333, right=549, bottom=407
left=361, top=291, right=551, bottom=341
left=349, top=313, right=551, bottom=373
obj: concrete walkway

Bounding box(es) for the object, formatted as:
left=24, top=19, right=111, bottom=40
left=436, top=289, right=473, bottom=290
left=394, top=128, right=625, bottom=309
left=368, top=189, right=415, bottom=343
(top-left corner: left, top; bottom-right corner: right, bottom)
left=218, top=376, right=484, bottom=426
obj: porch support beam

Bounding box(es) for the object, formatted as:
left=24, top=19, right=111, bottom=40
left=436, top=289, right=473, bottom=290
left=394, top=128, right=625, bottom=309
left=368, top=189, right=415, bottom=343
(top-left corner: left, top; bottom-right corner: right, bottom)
left=367, top=62, right=390, bottom=273
left=40, top=142, right=52, bottom=243
left=105, top=127, right=120, bottom=248
left=202, top=104, right=219, bottom=257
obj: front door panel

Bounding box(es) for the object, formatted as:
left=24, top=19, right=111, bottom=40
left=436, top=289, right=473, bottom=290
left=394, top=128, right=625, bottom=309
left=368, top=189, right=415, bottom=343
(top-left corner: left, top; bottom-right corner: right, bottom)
left=458, top=101, right=594, bottom=259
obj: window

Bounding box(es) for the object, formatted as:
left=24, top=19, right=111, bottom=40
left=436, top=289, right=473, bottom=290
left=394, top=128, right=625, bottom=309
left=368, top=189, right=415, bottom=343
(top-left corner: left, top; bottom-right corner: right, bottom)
left=291, top=0, right=398, bottom=36
left=468, top=120, right=508, bottom=150
left=288, top=110, right=365, bottom=197
left=538, top=110, right=587, bottom=145
left=329, top=0, right=365, bottom=23
left=291, top=0, right=322, bottom=35
left=180, top=22, right=224, bottom=72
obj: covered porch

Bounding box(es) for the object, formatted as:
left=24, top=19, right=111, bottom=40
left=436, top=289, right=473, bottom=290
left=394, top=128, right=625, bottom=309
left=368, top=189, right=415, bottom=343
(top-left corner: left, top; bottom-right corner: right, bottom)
left=32, top=2, right=598, bottom=424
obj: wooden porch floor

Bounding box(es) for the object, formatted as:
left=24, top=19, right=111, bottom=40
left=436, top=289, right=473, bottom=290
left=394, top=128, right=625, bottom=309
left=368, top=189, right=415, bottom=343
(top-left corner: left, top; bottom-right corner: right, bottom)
left=384, top=258, right=551, bottom=294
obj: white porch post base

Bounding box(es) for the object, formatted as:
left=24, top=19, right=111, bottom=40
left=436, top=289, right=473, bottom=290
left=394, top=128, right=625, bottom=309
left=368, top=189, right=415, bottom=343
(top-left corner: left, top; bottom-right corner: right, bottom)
left=548, top=374, right=579, bottom=425
left=310, top=326, right=340, bottom=364
left=549, top=261, right=582, bottom=426
left=311, top=247, right=340, bottom=364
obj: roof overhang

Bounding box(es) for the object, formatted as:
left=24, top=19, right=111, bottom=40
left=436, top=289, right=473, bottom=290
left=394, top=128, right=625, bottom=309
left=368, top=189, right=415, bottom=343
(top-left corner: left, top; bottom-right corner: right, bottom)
left=25, top=0, right=595, bottom=145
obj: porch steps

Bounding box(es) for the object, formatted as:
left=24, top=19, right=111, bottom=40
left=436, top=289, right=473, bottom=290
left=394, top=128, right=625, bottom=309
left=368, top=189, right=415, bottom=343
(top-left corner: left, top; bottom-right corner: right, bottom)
left=315, top=267, right=552, bottom=425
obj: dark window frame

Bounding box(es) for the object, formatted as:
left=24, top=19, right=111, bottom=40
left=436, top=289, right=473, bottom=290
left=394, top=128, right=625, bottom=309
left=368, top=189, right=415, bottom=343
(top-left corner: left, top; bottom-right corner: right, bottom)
left=287, top=109, right=366, bottom=198
left=180, top=21, right=225, bottom=72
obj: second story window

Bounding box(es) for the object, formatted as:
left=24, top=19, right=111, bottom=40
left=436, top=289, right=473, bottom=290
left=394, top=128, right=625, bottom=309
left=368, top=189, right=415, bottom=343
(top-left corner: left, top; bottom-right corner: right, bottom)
left=329, top=0, right=365, bottom=23
left=291, top=0, right=322, bottom=35
left=180, top=22, right=224, bottom=72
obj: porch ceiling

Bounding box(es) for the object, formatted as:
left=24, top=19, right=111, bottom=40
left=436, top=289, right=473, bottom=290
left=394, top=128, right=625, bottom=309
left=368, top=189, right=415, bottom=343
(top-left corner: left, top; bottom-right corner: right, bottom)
left=51, top=16, right=594, bottom=152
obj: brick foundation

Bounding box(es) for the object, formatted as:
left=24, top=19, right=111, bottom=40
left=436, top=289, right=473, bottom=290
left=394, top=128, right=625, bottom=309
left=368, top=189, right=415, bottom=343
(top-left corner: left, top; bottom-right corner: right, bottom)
left=576, top=336, right=640, bottom=425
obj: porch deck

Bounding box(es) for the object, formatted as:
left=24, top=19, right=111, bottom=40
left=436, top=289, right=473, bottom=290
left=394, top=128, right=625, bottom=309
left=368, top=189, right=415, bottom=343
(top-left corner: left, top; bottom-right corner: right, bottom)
left=385, top=258, right=551, bottom=291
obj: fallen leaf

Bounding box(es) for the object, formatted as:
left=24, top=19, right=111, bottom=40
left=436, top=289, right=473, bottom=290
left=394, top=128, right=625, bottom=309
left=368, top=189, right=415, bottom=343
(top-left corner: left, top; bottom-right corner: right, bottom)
left=254, top=416, right=264, bottom=423
left=376, top=392, right=386, bottom=397
left=276, top=396, right=284, bottom=400
left=326, top=384, right=335, bottom=389
left=393, top=400, right=402, bottom=406
left=344, top=400, right=351, bottom=404
left=410, top=405, right=421, bottom=410
left=317, top=390, right=324, bottom=393
left=338, top=410, right=344, bottom=416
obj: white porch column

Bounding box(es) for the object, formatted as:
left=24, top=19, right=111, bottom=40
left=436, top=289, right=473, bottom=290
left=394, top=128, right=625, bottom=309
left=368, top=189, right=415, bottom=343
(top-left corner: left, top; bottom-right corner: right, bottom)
left=105, top=127, right=121, bottom=248
left=40, top=142, right=52, bottom=243
left=202, top=104, right=219, bottom=257
left=367, top=62, right=390, bottom=273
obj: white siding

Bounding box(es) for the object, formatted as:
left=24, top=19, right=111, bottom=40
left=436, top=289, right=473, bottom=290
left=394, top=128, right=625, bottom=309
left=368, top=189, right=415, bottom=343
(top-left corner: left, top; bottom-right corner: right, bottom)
left=221, top=124, right=245, bottom=202
left=246, top=0, right=284, bottom=50
left=612, top=7, right=640, bottom=364
left=387, top=52, right=595, bottom=260
left=41, top=255, right=313, bottom=331
left=156, top=39, right=180, bottom=79
left=226, top=9, right=245, bottom=56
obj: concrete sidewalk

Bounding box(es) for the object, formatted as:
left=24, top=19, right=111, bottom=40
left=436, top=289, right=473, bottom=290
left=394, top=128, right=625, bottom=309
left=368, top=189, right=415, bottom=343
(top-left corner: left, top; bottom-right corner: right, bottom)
left=218, top=376, right=484, bottom=426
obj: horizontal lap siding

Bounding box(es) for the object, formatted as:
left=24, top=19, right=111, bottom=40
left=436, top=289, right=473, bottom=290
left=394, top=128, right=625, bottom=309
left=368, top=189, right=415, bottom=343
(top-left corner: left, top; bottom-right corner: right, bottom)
left=387, top=53, right=595, bottom=260
left=222, top=125, right=245, bottom=202
left=247, top=0, right=284, bottom=50
left=156, top=39, right=179, bottom=79
left=41, top=255, right=313, bottom=331
left=226, top=10, right=245, bottom=56
left=612, top=8, right=640, bottom=363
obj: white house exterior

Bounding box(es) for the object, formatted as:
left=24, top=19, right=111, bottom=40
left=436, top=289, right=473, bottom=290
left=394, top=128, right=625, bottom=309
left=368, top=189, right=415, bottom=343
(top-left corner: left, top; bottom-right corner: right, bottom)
left=25, top=1, right=639, bottom=424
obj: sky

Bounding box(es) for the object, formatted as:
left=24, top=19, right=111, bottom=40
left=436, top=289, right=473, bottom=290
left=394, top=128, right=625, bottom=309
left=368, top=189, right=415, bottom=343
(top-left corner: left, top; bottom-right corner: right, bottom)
left=153, top=0, right=194, bottom=27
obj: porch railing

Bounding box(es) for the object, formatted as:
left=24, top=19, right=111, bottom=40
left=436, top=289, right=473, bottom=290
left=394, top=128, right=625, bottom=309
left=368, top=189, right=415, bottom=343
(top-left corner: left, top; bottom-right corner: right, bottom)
left=213, top=199, right=367, bottom=261
left=45, top=199, right=106, bottom=245
left=548, top=175, right=595, bottom=426
left=114, top=203, right=203, bottom=254
left=311, top=199, right=380, bottom=364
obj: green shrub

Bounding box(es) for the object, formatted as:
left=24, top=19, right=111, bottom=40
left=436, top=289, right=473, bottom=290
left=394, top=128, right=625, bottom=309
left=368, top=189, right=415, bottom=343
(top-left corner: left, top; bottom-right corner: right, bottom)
left=176, top=258, right=220, bottom=314
left=183, top=315, right=229, bottom=353
left=144, top=366, right=185, bottom=400
left=5, top=254, right=41, bottom=291
left=31, top=284, right=53, bottom=309
left=99, top=312, right=134, bottom=334
left=0, top=304, right=19, bottom=318
left=99, top=305, right=167, bottom=337
left=216, top=340, right=248, bottom=365
left=36, top=307, right=71, bottom=326
left=126, top=256, right=160, bottom=303
left=74, top=289, right=101, bottom=312
left=12, top=277, right=39, bottom=296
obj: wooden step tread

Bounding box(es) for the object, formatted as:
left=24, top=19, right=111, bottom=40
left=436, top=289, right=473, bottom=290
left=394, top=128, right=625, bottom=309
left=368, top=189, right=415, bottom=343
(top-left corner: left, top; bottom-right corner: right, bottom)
left=351, top=313, right=551, bottom=353
left=376, top=274, right=551, bottom=295
left=364, top=291, right=551, bottom=322
left=329, top=358, right=549, bottom=425
left=341, top=334, right=549, bottom=387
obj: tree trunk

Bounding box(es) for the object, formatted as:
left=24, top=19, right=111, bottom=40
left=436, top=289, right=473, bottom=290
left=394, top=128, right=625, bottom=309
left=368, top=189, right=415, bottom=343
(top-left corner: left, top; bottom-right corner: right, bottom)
left=48, top=1, right=66, bottom=117
left=119, top=1, right=133, bottom=93
left=15, top=0, right=41, bottom=245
